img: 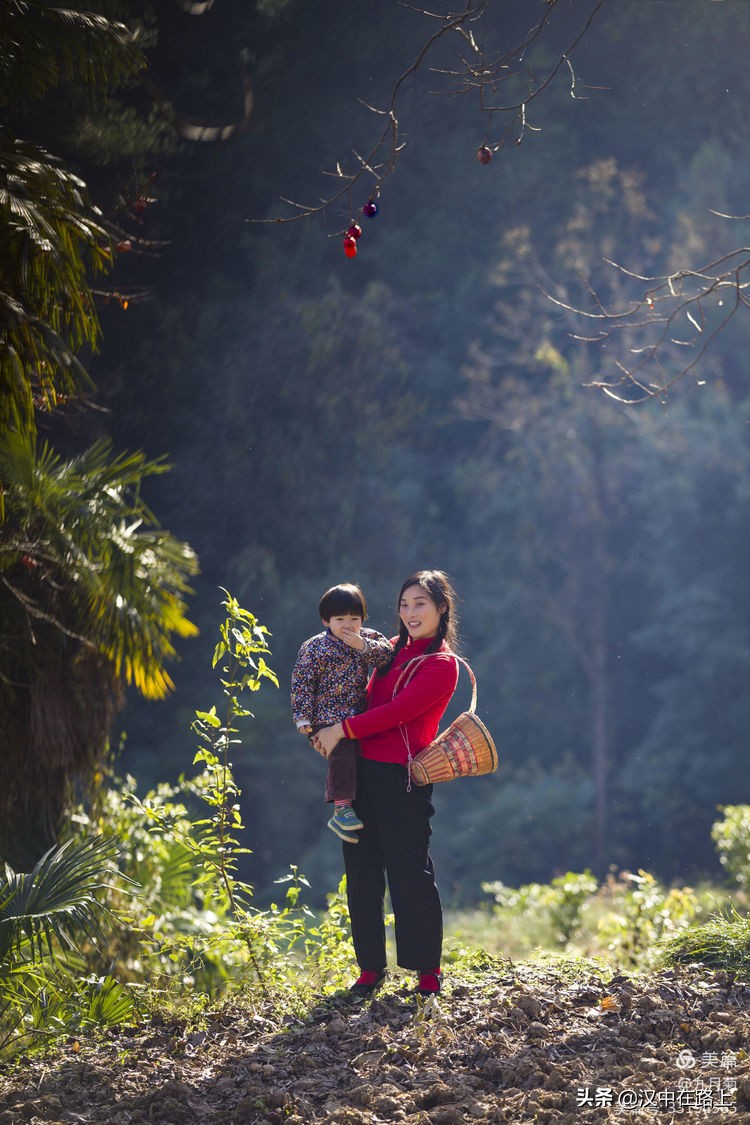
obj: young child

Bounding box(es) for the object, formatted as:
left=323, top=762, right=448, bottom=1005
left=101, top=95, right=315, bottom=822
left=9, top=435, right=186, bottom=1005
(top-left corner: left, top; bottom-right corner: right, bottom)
left=291, top=583, right=392, bottom=842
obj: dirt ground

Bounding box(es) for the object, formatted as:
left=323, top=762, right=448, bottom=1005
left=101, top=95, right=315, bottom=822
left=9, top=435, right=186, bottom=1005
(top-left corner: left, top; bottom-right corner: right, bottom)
left=2, top=961, right=750, bottom=1124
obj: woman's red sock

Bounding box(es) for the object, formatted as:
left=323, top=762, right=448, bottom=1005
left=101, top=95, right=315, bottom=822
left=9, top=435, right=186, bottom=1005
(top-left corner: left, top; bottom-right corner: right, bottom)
left=355, top=969, right=382, bottom=987
left=418, top=969, right=442, bottom=993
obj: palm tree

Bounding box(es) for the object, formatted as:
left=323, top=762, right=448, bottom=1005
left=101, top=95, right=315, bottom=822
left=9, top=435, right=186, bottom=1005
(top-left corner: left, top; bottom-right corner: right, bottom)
left=0, top=433, right=199, bottom=869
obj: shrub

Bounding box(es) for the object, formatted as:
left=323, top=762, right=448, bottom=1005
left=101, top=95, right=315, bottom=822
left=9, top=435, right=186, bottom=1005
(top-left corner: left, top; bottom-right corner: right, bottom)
left=482, top=870, right=598, bottom=948
left=711, top=805, right=750, bottom=889
left=594, top=870, right=699, bottom=969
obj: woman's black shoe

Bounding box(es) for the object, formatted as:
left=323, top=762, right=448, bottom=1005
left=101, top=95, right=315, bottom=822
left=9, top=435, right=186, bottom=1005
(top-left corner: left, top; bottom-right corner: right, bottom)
left=349, top=969, right=386, bottom=998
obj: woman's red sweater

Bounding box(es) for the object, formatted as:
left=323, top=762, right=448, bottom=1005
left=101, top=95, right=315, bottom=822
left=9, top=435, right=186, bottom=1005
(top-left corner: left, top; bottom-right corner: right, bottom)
left=342, top=637, right=459, bottom=765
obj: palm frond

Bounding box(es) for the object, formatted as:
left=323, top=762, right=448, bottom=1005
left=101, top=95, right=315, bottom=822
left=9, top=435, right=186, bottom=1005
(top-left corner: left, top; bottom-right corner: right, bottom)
left=0, top=2, right=144, bottom=108
left=0, top=137, right=109, bottom=435
left=0, top=433, right=199, bottom=699
left=0, top=837, right=122, bottom=964
left=81, top=974, right=136, bottom=1026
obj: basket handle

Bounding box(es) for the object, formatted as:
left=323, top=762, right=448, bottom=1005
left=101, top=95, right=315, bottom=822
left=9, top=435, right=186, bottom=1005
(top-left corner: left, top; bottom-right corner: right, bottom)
left=391, top=653, right=478, bottom=713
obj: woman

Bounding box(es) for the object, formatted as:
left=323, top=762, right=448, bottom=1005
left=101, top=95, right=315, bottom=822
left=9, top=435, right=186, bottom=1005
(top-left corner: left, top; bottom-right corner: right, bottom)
left=314, top=569, right=460, bottom=999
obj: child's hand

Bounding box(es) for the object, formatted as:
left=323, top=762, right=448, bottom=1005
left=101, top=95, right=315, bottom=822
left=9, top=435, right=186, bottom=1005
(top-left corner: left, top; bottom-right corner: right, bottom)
left=298, top=724, right=313, bottom=736
left=339, top=626, right=365, bottom=651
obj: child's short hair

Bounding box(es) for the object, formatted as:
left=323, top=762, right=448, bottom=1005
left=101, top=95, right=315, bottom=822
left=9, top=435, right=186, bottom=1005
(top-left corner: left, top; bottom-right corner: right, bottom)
left=319, top=583, right=368, bottom=622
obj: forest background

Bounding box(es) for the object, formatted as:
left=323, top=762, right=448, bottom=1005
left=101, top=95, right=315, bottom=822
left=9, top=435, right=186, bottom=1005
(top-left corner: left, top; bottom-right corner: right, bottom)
left=6, top=0, right=750, bottom=910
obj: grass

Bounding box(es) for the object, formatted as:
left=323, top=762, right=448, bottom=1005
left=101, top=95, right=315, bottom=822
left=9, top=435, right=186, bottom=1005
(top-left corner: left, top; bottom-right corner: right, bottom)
left=661, top=908, right=750, bottom=977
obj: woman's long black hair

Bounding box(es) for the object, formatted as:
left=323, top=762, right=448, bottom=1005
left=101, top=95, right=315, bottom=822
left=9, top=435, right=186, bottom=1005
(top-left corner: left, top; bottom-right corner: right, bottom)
left=378, top=569, right=460, bottom=675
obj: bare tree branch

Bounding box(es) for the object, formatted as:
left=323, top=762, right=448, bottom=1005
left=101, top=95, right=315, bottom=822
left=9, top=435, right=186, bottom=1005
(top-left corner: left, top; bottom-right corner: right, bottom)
left=555, top=242, right=750, bottom=403
left=254, top=0, right=605, bottom=228
left=252, top=2, right=748, bottom=398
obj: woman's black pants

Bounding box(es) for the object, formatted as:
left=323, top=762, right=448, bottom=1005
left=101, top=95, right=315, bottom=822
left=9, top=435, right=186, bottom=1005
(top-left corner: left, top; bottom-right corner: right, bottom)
left=343, top=757, right=442, bottom=972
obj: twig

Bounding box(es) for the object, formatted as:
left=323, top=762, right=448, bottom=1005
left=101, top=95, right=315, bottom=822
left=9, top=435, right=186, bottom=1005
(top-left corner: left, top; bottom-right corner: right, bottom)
left=252, top=0, right=604, bottom=225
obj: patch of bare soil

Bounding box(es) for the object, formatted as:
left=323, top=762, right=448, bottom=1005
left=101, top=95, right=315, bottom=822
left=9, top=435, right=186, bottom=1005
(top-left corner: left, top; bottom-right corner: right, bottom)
left=2, top=963, right=750, bottom=1124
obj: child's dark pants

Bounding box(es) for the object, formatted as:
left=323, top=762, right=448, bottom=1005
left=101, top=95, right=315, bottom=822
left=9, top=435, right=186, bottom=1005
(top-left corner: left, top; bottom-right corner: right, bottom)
left=322, top=737, right=360, bottom=803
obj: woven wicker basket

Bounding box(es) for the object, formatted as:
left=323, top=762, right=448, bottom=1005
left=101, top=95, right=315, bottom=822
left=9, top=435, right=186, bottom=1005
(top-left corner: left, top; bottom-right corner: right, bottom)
left=394, top=654, right=499, bottom=786
left=410, top=710, right=497, bottom=786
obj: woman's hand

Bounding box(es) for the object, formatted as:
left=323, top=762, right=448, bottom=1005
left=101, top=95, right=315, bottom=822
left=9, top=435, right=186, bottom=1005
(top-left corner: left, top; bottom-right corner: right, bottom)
left=314, top=722, right=345, bottom=758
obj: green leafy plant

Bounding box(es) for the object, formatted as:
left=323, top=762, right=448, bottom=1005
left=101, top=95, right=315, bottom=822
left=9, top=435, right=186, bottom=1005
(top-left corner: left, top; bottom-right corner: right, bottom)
left=483, top=870, right=599, bottom=948
left=479, top=868, right=703, bottom=970
left=0, top=836, right=136, bottom=1056
left=711, top=805, right=750, bottom=890
left=64, top=593, right=367, bottom=1027
left=594, top=870, right=699, bottom=969
left=87, top=592, right=358, bottom=1011
left=188, top=587, right=278, bottom=909
left=656, top=807, right=750, bottom=975
left=299, top=874, right=356, bottom=988
left=123, top=591, right=285, bottom=986
left=82, top=774, right=237, bottom=997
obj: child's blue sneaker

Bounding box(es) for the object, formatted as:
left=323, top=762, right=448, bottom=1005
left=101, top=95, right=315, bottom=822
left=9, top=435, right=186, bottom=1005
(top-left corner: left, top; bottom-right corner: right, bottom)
left=328, top=805, right=364, bottom=842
